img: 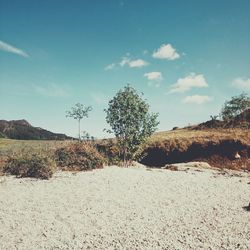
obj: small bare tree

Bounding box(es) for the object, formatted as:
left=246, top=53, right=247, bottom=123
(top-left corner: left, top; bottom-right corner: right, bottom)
left=66, top=103, right=92, bottom=141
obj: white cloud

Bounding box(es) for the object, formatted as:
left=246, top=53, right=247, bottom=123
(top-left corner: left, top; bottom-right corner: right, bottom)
left=119, top=57, right=130, bottom=67
left=33, top=83, right=68, bottom=97
left=169, top=73, right=208, bottom=93
left=105, top=63, right=116, bottom=71
left=182, top=95, right=212, bottom=104
left=128, top=59, right=148, bottom=68
left=0, top=40, right=29, bottom=58
left=144, top=72, right=163, bottom=81
left=152, top=43, right=180, bottom=60
left=232, top=77, right=250, bottom=90
left=119, top=56, right=148, bottom=68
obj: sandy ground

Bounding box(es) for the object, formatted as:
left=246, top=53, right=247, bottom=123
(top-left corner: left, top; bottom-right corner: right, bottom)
left=0, top=166, right=249, bottom=250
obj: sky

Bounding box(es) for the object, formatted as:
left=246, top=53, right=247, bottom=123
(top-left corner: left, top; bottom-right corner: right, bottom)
left=0, top=0, right=250, bottom=138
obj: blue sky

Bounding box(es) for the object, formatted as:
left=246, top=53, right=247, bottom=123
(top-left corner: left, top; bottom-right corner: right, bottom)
left=0, top=0, right=250, bottom=138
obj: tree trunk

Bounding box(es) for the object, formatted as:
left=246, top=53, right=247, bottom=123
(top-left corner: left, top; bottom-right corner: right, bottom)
left=123, top=148, right=126, bottom=167
left=123, top=147, right=127, bottom=167
left=78, top=119, right=81, bottom=142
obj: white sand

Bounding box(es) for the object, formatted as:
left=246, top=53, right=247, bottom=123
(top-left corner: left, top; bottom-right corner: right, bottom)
left=0, top=166, right=249, bottom=250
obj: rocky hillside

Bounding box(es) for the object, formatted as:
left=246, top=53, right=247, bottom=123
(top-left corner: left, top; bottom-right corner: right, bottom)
left=0, top=119, right=72, bottom=140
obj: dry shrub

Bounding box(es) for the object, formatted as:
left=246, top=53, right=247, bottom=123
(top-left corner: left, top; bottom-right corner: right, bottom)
left=0, top=157, right=6, bottom=176
left=4, top=150, right=56, bottom=179
left=0, top=166, right=4, bottom=176
left=96, top=139, right=121, bottom=165
left=55, top=142, right=105, bottom=171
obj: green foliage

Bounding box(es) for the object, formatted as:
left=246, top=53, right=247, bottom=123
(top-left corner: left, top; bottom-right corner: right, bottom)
left=66, top=103, right=92, bottom=120
left=104, top=85, right=159, bottom=166
left=4, top=150, right=56, bottom=179
left=66, top=103, right=92, bottom=141
left=221, top=93, right=250, bottom=121
left=55, top=142, right=105, bottom=171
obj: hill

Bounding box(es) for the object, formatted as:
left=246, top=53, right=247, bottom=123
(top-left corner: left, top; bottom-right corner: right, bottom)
left=0, top=119, right=72, bottom=140
left=193, top=109, right=250, bottom=130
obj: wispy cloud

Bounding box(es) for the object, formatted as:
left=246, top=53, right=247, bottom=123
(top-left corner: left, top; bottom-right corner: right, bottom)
left=120, top=56, right=148, bottom=68
left=33, top=83, right=68, bottom=97
left=182, top=95, right=212, bottom=104
left=169, top=73, right=208, bottom=93
left=105, top=63, right=116, bottom=71
left=105, top=54, right=148, bottom=70
left=152, top=43, right=180, bottom=60
left=232, top=77, right=250, bottom=90
left=0, top=40, right=29, bottom=58
left=144, top=72, right=163, bottom=87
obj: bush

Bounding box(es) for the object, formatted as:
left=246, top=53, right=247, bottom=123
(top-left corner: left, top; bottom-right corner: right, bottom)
left=55, top=142, right=105, bottom=171
left=96, top=139, right=122, bottom=165
left=4, top=151, right=56, bottom=179
left=0, top=157, right=7, bottom=176
left=96, top=139, right=149, bottom=166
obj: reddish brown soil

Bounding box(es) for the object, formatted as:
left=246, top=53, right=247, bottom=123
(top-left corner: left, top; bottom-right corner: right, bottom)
left=140, top=140, right=250, bottom=171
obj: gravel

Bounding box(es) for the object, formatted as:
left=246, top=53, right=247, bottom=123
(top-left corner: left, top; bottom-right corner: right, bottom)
left=0, top=166, right=249, bottom=250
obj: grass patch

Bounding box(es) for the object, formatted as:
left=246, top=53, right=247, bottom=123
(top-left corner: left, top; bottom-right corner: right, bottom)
left=0, top=139, right=73, bottom=157
left=150, top=128, right=250, bottom=146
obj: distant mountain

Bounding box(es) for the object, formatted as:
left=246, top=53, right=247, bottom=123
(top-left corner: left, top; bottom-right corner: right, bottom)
left=0, top=119, right=72, bottom=140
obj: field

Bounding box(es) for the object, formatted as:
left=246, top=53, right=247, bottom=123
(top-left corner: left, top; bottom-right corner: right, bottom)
left=0, top=128, right=249, bottom=153
left=0, top=139, right=72, bottom=155
left=0, top=127, right=249, bottom=173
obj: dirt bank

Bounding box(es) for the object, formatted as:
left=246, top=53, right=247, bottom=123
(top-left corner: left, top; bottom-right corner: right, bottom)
left=140, top=139, right=250, bottom=170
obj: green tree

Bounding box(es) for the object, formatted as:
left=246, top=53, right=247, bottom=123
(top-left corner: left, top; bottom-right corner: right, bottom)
left=105, top=85, right=159, bottom=166
left=66, top=103, right=92, bottom=141
left=220, top=93, right=250, bottom=122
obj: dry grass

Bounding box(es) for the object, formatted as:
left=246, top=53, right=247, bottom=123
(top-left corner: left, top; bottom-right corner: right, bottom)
left=0, top=139, right=74, bottom=156
left=149, top=128, right=250, bottom=148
